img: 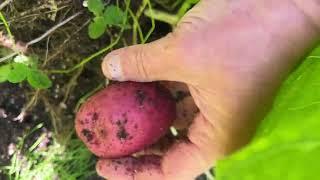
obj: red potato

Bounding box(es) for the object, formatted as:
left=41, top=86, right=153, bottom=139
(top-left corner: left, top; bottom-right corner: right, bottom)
left=75, top=82, right=176, bottom=158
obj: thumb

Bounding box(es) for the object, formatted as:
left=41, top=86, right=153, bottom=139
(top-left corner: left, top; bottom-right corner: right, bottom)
left=102, top=34, right=184, bottom=82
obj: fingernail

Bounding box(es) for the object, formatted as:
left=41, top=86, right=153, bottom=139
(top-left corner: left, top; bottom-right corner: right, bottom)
left=102, top=54, right=124, bottom=81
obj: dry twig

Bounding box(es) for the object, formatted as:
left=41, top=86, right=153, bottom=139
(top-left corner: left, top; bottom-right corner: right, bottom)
left=0, top=0, right=13, bottom=11
left=13, top=90, right=40, bottom=123
left=0, top=11, right=82, bottom=63
left=26, top=11, right=83, bottom=46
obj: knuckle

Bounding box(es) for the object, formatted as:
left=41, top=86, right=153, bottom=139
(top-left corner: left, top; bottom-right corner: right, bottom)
left=177, top=13, right=209, bottom=32
left=134, top=47, right=150, bottom=79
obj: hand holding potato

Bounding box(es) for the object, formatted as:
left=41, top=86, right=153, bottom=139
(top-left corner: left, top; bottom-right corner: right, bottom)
left=99, top=0, right=320, bottom=179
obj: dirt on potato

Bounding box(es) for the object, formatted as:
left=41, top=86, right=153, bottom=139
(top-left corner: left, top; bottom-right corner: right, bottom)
left=75, top=82, right=176, bottom=158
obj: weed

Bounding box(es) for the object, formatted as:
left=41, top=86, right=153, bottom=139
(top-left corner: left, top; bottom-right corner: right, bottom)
left=2, top=125, right=96, bottom=180
left=86, top=0, right=128, bottom=39
left=0, top=11, right=52, bottom=89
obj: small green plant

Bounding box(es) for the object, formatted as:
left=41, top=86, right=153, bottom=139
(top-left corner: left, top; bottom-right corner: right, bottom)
left=0, top=54, right=52, bottom=89
left=86, top=0, right=127, bottom=39
left=2, top=124, right=96, bottom=180
left=0, top=11, right=52, bottom=89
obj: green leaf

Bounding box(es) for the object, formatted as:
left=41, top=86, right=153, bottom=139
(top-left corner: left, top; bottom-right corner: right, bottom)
left=216, top=47, right=320, bottom=180
left=0, top=64, right=11, bottom=82
left=28, top=54, right=39, bottom=69
left=87, top=0, right=104, bottom=16
left=7, top=63, right=29, bottom=83
left=13, top=54, right=29, bottom=64
left=27, top=69, right=52, bottom=89
left=88, top=16, right=107, bottom=39
left=103, top=5, right=126, bottom=26
left=12, top=54, right=39, bottom=69
left=186, top=0, right=200, bottom=4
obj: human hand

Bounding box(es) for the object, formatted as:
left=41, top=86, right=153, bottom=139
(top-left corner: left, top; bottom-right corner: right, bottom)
left=99, top=0, right=320, bottom=179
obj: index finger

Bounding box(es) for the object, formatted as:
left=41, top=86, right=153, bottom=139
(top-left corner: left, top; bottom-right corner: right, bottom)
left=96, top=114, right=220, bottom=180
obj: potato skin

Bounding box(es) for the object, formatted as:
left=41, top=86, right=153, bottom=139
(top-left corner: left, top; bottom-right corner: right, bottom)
left=75, top=82, right=176, bottom=158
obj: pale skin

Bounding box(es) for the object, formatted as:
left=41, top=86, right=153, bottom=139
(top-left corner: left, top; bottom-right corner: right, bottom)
left=99, top=0, right=320, bottom=179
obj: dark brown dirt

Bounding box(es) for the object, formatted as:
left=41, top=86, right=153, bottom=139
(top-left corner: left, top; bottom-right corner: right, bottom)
left=82, top=129, right=94, bottom=142
left=116, top=119, right=129, bottom=140
left=175, top=90, right=191, bottom=102
left=135, top=89, right=146, bottom=106
left=0, top=83, right=51, bottom=179
left=0, top=0, right=122, bottom=178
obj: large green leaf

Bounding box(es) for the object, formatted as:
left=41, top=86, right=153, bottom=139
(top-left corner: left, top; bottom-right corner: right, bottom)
left=7, top=63, right=29, bottom=83
left=216, top=47, right=320, bottom=180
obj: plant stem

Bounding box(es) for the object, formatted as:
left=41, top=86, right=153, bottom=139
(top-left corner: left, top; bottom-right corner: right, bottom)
left=0, top=11, right=13, bottom=39
left=48, top=32, right=123, bottom=74
left=144, top=8, right=179, bottom=26
left=141, top=0, right=155, bottom=44
left=48, top=0, right=132, bottom=74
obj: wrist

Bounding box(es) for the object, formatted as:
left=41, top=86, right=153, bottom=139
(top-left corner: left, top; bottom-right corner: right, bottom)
left=292, top=0, right=320, bottom=32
